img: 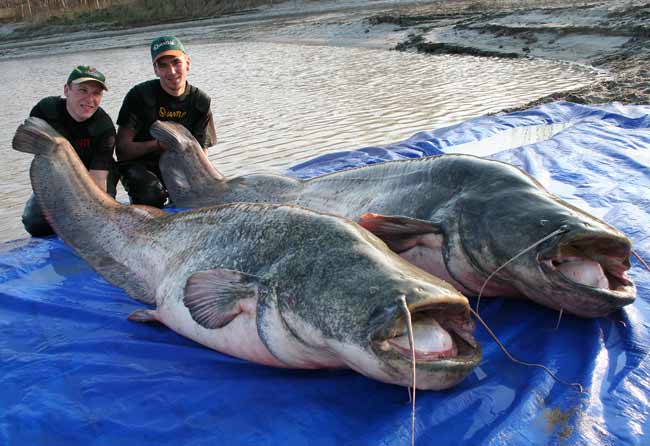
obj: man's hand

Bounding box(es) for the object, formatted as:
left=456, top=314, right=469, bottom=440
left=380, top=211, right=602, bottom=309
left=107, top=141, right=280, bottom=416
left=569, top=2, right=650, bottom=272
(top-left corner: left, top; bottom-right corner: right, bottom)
left=116, top=126, right=164, bottom=161
left=89, top=170, right=109, bottom=192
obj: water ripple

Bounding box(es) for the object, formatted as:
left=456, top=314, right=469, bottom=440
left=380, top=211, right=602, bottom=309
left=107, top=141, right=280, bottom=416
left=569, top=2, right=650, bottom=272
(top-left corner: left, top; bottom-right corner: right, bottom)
left=0, top=41, right=603, bottom=241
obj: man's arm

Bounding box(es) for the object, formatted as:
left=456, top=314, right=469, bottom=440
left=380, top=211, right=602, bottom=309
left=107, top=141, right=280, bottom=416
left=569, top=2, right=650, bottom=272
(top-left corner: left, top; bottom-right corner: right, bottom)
left=204, top=111, right=217, bottom=148
left=116, top=126, right=163, bottom=161
left=89, top=169, right=109, bottom=192
left=192, top=110, right=217, bottom=150
left=115, top=84, right=164, bottom=160
left=87, top=120, right=116, bottom=190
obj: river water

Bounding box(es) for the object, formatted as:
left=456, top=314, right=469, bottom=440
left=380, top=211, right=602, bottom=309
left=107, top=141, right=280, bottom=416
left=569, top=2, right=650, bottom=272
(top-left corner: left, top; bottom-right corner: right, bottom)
left=0, top=20, right=605, bottom=242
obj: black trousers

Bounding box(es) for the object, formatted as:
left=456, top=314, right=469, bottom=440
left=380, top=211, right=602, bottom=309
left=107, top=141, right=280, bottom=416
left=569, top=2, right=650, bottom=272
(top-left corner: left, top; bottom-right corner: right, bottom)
left=22, top=171, right=118, bottom=237
left=116, top=159, right=168, bottom=208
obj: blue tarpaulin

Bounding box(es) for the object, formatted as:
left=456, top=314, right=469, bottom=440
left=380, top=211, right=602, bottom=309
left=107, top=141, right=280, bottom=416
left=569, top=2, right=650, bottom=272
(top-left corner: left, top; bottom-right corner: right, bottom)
left=1, top=101, right=648, bottom=445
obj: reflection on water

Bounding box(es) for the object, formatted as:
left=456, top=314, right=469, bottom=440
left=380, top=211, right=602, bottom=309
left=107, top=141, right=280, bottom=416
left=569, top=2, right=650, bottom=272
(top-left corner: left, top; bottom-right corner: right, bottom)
left=0, top=39, right=603, bottom=242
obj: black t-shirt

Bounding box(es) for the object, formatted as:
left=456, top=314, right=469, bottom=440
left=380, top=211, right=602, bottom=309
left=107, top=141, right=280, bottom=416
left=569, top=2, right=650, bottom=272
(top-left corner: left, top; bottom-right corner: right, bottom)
left=30, top=97, right=116, bottom=171
left=116, top=79, right=216, bottom=162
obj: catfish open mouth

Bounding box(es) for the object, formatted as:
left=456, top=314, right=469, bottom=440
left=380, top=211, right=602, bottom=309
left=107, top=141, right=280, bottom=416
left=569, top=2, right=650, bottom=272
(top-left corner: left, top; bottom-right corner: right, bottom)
left=375, top=304, right=479, bottom=363
left=540, top=235, right=636, bottom=298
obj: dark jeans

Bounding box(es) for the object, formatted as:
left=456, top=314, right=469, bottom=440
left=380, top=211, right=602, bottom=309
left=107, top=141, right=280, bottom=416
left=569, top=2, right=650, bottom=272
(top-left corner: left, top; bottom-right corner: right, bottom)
left=22, top=195, right=54, bottom=237
left=22, top=171, right=118, bottom=238
left=116, top=160, right=168, bottom=208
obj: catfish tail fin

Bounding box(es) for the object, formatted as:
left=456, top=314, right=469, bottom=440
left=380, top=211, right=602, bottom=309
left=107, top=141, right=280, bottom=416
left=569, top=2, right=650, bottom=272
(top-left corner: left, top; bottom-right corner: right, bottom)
left=13, top=117, right=64, bottom=156
left=150, top=120, right=199, bottom=151
left=153, top=120, right=227, bottom=208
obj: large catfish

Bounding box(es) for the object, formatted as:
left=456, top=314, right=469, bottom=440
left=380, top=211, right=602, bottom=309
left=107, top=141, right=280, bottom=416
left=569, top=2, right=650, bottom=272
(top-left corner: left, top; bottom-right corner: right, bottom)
left=12, top=117, right=481, bottom=390
left=154, top=121, right=636, bottom=318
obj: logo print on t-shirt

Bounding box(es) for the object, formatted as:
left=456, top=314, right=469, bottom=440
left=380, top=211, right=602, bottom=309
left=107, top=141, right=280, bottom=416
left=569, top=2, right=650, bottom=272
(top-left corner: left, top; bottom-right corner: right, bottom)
left=159, top=106, right=187, bottom=120
left=76, top=138, right=91, bottom=151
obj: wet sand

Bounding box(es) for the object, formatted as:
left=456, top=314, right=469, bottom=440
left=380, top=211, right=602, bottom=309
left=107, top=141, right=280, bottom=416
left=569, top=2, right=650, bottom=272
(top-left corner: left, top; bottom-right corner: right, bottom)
left=367, top=0, right=650, bottom=109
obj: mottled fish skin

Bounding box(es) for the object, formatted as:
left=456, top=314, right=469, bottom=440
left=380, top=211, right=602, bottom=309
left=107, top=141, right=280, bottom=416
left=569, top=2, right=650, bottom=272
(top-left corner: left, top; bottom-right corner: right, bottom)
left=12, top=117, right=481, bottom=390
left=154, top=120, right=636, bottom=318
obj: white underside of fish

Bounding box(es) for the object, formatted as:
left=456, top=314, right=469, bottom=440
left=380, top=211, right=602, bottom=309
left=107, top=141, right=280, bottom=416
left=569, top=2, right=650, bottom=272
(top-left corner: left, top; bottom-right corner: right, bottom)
left=398, top=233, right=519, bottom=297
left=156, top=297, right=287, bottom=367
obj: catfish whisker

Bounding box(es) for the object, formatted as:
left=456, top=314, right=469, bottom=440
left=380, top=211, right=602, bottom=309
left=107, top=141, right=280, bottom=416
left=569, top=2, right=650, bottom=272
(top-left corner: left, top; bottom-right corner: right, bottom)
left=475, top=225, right=570, bottom=313
left=554, top=308, right=564, bottom=331
left=632, top=250, right=650, bottom=272
left=469, top=307, right=586, bottom=394
left=397, top=295, right=416, bottom=446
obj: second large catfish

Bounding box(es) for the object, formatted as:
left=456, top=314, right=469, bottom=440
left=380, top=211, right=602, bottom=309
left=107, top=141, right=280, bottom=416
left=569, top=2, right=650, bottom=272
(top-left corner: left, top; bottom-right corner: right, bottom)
left=154, top=121, right=636, bottom=317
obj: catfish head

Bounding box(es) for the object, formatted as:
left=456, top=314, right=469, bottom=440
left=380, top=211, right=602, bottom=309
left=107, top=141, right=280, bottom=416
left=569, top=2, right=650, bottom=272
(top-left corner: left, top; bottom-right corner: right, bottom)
left=254, top=222, right=481, bottom=390
left=358, top=157, right=635, bottom=318
left=451, top=161, right=636, bottom=318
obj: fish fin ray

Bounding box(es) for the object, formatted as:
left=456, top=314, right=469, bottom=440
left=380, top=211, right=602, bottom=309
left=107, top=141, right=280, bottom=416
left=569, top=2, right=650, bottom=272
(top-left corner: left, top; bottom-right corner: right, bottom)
left=359, top=213, right=441, bottom=234
left=184, top=268, right=262, bottom=329
left=154, top=120, right=225, bottom=207
left=151, top=120, right=198, bottom=148
left=154, top=120, right=198, bottom=203
left=13, top=117, right=63, bottom=156
left=128, top=309, right=160, bottom=323
left=358, top=213, right=441, bottom=250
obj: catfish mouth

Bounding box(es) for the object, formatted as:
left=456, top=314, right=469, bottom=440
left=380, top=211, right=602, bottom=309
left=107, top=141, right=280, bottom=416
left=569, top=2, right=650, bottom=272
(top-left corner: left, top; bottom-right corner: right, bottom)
left=538, top=234, right=636, bottom=316
left=374, top=303, right=480, bottom=367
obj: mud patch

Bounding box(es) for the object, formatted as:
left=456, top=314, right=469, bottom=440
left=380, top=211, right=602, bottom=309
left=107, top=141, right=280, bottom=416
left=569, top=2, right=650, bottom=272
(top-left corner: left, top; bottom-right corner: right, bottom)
left=378, top=0, right=650, bottom=106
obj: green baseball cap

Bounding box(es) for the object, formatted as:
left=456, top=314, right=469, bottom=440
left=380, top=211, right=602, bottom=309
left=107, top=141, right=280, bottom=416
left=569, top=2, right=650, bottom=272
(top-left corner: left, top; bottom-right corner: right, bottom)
left=150, top=35, right=187, bottom=63
left=67, top=65, right=108, bottom=91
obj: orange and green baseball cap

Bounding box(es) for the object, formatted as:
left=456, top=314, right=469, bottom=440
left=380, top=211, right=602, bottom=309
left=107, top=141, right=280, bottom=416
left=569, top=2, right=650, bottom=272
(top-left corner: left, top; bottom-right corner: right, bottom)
left=150, top=35, right=187, bottom=63
left=66, top=65, right=108, bottom=91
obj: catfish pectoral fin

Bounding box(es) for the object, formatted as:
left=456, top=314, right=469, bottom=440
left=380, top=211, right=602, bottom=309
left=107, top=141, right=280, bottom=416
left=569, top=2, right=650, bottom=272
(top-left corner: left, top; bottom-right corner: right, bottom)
left=359, top=213, right=441, bottom=236
left=359, top=213, right=442, bottom=251
left=183, top=268, right=264, bottom=329
left=128, top=309, right=161, bottom=324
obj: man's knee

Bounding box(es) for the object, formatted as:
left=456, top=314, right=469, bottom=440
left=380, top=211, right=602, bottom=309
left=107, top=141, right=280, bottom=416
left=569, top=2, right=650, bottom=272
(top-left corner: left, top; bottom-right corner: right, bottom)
left=22, top=195, right=54, bottom=237
left=118, top=163, right=168, bottom=208
left=131, top=184, right=168, bottom=208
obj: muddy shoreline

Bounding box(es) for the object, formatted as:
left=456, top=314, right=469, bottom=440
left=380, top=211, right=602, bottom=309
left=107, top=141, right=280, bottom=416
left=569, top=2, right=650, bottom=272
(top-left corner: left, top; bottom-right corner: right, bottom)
left=372, top=0, right=650, bottom=109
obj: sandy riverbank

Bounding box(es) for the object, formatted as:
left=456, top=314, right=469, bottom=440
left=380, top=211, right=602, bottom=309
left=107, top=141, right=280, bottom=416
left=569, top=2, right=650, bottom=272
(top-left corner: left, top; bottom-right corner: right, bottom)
left=1, top=0, right=649, bottom=108
left=368, top=0, right=650, bottom=108
left=252, top=0, right=650, bottom=108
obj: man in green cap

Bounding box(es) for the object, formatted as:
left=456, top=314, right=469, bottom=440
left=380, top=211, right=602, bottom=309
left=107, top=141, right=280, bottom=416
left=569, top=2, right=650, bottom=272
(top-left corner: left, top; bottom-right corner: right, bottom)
left=21, top=65, right=116, bottom=237
left=115, top=35, right=216, bottom=207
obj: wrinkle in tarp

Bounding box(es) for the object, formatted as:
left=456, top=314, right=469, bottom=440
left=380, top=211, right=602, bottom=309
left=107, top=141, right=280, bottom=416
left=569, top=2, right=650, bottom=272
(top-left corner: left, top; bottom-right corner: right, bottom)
left=0, top=101, right=648, bottom=445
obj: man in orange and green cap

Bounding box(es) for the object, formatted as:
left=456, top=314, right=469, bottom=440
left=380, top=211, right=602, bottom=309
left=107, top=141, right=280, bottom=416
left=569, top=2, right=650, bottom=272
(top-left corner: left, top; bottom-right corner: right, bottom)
left=22, top=65, right=116, bottom=237
left=115, top=35, right=216, bottom=208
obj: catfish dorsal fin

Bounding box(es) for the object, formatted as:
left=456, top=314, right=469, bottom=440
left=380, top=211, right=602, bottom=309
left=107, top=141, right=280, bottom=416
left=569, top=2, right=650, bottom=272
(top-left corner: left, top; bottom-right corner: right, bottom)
left=184, top=268, right=263, bottom=329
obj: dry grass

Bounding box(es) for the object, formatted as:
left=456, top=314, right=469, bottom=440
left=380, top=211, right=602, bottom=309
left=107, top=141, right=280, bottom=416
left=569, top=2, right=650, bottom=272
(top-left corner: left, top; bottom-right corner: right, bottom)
left=3, top=0, right=282, bottom=26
